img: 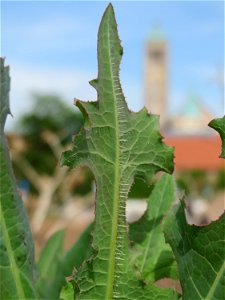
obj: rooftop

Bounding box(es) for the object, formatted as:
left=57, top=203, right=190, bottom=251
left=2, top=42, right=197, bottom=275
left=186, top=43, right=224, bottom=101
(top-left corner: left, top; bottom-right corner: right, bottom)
left=165, top=135, right=224, bottom=171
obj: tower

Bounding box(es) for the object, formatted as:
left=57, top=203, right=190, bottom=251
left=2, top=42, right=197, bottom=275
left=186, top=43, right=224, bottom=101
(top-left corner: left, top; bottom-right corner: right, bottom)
left=145, top=28, right=168, bottom=127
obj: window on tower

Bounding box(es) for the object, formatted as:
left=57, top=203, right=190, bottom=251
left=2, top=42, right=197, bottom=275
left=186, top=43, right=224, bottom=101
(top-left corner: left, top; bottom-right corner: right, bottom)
left=150, top=50, right=163, bottom=62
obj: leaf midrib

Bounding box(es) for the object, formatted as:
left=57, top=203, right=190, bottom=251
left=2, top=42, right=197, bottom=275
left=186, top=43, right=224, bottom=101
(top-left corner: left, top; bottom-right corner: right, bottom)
left=105, top=15, right=121, bottom=300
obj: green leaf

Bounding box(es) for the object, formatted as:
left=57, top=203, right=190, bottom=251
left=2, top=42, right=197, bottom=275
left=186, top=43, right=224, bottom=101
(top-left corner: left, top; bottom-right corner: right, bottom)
left=62, top=4, right=175, bottom=299
left=164, top=200, right=225, bottom=300
left=209, top=116, right=225, bottom=158
left=129, top=174, right=178, bottom=282
left=36, top=230, right=65, bottom=299
left=0, top=58, right=36, bottom=298
left=164, top=117, right=225, bottom=299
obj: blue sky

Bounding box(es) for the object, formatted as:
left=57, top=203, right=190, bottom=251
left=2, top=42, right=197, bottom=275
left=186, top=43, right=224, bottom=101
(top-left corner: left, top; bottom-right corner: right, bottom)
left=1, top=1, right=224, bottom=131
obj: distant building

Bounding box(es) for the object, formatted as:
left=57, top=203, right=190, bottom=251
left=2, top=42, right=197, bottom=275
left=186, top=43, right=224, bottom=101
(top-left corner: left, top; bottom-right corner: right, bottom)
left=167, top=93, right=213, bottom=136
left=165, top=135, right=224, bottom=171
left=145, top=27, right=168, bottom=127
left=145, top=28, right=224, bottom=172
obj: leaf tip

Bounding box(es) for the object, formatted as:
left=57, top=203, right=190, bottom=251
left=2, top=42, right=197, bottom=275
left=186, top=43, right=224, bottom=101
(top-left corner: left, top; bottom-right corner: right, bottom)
left=0, top=57, right=11, bottom=129
left=106, top=2, right=114, bottom=13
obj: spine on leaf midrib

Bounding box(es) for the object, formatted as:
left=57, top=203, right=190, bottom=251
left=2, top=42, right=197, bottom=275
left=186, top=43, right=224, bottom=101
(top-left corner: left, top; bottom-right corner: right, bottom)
left=105, top=14, right=124, bottom=300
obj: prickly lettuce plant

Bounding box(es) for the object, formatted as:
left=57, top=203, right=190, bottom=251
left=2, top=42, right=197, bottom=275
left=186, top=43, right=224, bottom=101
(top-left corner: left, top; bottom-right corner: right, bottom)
left=1, top=3, right=225, bottom=300
left=62, top=4, right=177, bottom=299
left=164, top=116, right=225, bottom=300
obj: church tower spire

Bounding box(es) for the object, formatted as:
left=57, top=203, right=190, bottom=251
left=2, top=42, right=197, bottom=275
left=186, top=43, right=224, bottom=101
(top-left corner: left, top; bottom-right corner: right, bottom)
left=145, top=26, right=168, bottom=127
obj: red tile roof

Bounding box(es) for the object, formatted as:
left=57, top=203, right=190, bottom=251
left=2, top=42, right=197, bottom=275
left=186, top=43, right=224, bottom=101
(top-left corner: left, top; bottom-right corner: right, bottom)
left=164, top=135, right=224, bottom=171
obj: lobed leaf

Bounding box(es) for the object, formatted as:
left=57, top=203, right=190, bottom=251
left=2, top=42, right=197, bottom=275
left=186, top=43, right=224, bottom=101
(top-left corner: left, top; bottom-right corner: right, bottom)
left=62, top=4, right=175, bottom=299
left=0, top=58, right=37, bottom=298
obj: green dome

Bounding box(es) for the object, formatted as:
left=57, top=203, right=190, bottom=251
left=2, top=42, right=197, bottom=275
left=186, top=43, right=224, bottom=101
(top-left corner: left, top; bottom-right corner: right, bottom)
left=182, top=93, right=202, bottom=118
left=148, top=26, right=166, bottom=42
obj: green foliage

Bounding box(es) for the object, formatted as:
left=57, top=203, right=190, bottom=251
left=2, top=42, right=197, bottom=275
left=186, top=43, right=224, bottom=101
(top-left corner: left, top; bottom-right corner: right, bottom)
left=17, top=93, right=83, bottom=139
left=13, top=94, right=83, bottom=177
left=176, top=170, right=208, bottom=196
left=0, top=59, right=37, bottom=298
left=215, top=169, right=225, bottom=190
left=62, top=4, right=175, bottom=299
